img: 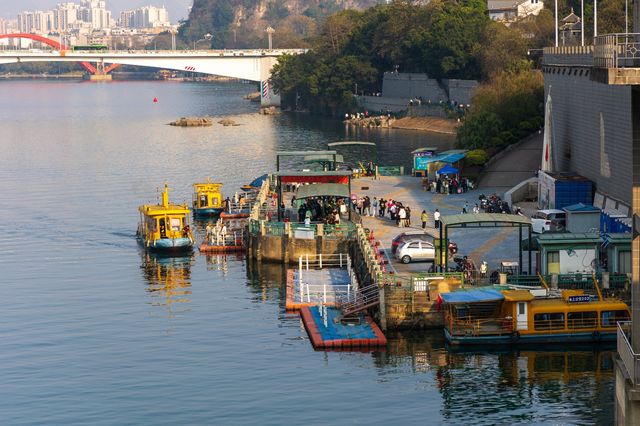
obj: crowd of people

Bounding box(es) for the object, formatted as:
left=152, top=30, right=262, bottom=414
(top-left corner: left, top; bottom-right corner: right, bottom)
left=352, top=196, right=419, bottom=228
left=288, top=196, right=345, bottom=226
left=423, top=176, right=473, bottom=194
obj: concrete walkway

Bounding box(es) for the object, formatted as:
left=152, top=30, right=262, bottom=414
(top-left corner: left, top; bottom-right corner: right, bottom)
left=477, top=133, right=543, bottom=190
left=354, top=175, right=532, bottom=275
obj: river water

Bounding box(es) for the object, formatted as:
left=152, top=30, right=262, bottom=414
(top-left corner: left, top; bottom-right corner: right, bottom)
left=0, top=80, right=614, bottom=425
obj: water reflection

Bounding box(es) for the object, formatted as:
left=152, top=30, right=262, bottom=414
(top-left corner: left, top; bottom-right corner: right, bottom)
left=378, top=331, right=614, bottom=424
left=246, top=259, right=287, bottom=306
left=140, top=252, right=193, bottom=311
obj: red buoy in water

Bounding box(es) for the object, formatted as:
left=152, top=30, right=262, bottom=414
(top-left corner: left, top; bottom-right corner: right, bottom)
left=153, top=97, right=158, bottom=103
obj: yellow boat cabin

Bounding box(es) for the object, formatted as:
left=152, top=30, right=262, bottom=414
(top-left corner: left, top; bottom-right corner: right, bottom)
left=192, top=181, right=224, bottom=217
left=442, top=287, right=630, bottom=345
left=137, top=184, right=194, bottom=253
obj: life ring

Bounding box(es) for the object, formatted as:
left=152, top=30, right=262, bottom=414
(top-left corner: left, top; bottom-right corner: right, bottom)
left=511, top=331, right=520, bottom=342
left=592, top=331, right=601, bottom=341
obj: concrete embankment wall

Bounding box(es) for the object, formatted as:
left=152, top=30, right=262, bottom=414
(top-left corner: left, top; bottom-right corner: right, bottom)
left=380, top=285, right=443, bottom=329
left=357, top=73, right=477, bottom=115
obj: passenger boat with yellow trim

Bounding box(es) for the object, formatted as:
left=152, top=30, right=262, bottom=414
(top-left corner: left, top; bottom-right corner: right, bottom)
left=137, top=184, right=194, bottom=253
left=442, top=286, right=630, bottom=345
left=192, top=180, right=224, bottom=217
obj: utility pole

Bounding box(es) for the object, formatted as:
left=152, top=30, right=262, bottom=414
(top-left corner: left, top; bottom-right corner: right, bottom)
left=555, top=0, right=558, bottom=47
left=581, top=0, right=584, bottom=46
left=594, top=0, right=597, bottom=38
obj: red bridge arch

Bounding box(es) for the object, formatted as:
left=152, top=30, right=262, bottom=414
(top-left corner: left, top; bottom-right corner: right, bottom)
left=0, top=33, right=120, bottom=74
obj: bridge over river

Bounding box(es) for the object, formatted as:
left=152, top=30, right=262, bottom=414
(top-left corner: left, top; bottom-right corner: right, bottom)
left=0, top=33, right=305, bottom=105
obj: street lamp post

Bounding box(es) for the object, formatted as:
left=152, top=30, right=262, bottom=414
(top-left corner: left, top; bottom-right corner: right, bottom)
left=266, top=26, right=275, bottom=50
left=170, top=29, right=176, bottom=50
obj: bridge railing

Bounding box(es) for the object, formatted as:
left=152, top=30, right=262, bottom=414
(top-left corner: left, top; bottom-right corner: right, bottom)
left=594, top=33, right=640, bottom=68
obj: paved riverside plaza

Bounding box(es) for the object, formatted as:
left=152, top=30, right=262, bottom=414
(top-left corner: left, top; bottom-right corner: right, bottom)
left=352, top=175, right=530, bottom=275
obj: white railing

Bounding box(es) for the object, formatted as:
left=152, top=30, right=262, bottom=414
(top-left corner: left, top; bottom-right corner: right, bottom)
left=594, top=33, right=640, bottom=68
left=250, top=176, right=272, bottom=221
left=297, top=253, right=351, bottom=270
left=617, top=321, right=640, bottom=385
left=296, top=253, right=354, bottom=306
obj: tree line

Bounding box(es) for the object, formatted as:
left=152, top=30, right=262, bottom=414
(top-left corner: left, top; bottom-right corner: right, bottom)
left=269, top=0, right=632, bottom=152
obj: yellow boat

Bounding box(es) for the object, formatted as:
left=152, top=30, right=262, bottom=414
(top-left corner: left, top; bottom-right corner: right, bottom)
left=137, top=184, right=194, bottom=253
left=442, top=287, right=630, bottom=345
left=192, top=180, right=224, bottom=217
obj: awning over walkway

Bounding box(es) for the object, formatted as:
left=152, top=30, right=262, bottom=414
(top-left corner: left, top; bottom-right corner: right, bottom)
left=440, top=213, right=532, bottom=228
left=421, top=150, right=467, bottom=165
left=295, top=183, right=350, bottom=199
left=441, top=288, right=504, bottom=304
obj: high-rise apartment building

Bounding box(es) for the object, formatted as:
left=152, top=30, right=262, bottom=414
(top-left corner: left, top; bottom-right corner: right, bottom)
left=53, top=2, right=80, bottom=31
left=0, top=18, right=18, bottom=35
left=120, top=6, right=170, bottom=28
left=17, top=10, right=55, bottom=33
left=79, top=0, right=111, bottom=30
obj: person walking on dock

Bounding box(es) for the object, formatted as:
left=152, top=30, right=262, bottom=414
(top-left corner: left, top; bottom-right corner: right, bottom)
left=220, top=223, right=227, bottom=246
left=398, top=206, right=406, bottom=227
left=421, top=210, right=428, bottom=229
left=462, top=202, right=468, bottom=214
left=206, top=222, right=213, bottom=245
left=434, top=209, right=441, bottom=229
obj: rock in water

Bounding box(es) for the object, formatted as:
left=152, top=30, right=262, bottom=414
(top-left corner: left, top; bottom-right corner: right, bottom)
left=168, top=117, right=213, bottom=127
left=218, top=119, right=240, bottom=126
left=259, top=106, right=280, bottom=115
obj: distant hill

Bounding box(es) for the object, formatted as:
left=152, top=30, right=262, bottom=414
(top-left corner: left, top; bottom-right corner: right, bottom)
left=179, top=0, right=382, bottom=48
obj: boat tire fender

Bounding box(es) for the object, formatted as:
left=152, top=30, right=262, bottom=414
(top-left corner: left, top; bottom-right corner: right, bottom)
left=511, top=331, right=520, bottom=342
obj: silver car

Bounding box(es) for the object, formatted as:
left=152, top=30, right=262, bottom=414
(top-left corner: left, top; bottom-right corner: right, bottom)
left=395, top=239, right=435, bottom=264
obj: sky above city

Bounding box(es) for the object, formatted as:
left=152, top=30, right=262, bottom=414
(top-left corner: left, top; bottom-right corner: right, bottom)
left=0, top=0, right=193, bottom=22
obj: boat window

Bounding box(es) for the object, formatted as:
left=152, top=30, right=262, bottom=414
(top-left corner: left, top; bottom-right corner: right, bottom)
left=211, top=197, right=219, bottom=206
left=567, top=311, right=597, bottom=329
left=534, top=313, right=565, bottom=330
left=600, top=310, right=630, bottom=327
left=200, top=195, right=207, bottom=207
left=518, top=303, right=526, bottom=315
left=547, top=251, right=560, bottom=274
left=170, top=218, right=181, bottom=231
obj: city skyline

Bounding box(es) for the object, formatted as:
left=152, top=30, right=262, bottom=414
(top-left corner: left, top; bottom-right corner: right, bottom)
left=0, top=0, right=192, bottom=22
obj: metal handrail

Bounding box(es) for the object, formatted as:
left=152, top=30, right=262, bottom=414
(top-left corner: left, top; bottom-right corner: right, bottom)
left=594, top=33, right=640, bottom=68
left=617, top=321, right=640, bottom=385
left=447, top=316, right=514, bottom=335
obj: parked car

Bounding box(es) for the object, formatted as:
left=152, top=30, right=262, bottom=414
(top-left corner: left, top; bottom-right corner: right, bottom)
left=391, top=232, right=457, bottom=255
left=395, top=239, right=436, bottom=264
left=391, top=231, right=431, bottom=254
left=531, top=209, right=566, bottom=233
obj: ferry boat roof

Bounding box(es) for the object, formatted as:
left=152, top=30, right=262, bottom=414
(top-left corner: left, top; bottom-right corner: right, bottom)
left=140, top=203, right=190, bottom=216
left=140, top=184, right=190, bottom=216
left=193, top=181, right=223, bottom=191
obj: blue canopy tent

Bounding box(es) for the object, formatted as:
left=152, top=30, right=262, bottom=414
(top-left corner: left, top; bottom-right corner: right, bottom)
left=241, top=174, right=268, bottom=191
left=437, top=164, right=459, bottom=175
